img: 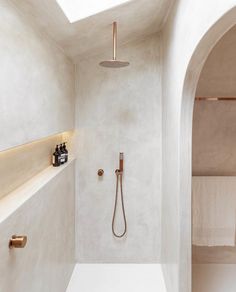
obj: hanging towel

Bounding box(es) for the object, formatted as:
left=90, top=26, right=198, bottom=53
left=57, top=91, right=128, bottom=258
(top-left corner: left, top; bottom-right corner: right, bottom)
left=192, top=176, right=236, bottom=247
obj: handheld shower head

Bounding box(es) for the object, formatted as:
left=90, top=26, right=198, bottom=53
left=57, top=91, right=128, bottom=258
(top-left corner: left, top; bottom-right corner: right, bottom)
left=99, top=22, right=130, bottom=68
left=119, top=152, right=124, bottom=172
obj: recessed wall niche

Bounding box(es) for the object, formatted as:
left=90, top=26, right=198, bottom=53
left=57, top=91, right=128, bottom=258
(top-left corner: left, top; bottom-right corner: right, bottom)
left=0, top=131, right=73, bottom=199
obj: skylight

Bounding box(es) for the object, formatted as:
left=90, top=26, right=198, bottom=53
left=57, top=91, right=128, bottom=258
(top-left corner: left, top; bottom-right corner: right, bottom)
left=56, top=0, right=130, bottom=23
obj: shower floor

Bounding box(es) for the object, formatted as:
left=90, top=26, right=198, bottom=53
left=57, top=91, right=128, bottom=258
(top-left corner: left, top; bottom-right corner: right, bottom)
left=66, top=264, right=166, bottom=292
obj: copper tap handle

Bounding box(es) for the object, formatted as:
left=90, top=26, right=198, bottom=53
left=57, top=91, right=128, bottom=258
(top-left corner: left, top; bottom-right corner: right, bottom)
left=9, top=235, right=27, bottom=249
left=97, top=169, right=104, bottom=177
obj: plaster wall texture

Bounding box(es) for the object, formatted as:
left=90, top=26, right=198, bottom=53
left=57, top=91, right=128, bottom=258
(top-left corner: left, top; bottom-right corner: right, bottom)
left=193, top=101, right=236, bottom=176
left=196, top=25, right=236, bottom=97
left=0, top=1, right=75, bottom=152
left=0, top=161, right=75, bottom=292
left=75, top=34, right=162, bottom=262
left=161, top=1, right=236, bottom=292
left=0, top=2, right=76, bottom=291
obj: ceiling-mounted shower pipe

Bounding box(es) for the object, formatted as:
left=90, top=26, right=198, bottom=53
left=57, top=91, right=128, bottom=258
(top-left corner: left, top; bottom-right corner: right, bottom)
left=113, top=21, right=117, bottom=61
left=99, top=22, right=130, bottom=68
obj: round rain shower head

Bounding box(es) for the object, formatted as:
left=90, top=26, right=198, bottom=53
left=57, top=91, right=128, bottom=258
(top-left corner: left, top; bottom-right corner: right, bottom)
left=99, top=22, right=130, bottom=68
left=99, top=60, right=130, bottom=68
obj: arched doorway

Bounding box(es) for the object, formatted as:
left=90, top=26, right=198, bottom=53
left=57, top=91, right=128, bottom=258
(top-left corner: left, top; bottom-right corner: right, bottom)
left=179, top=6, right=236, bottom=292
left=191, top=24, right=236, bottom=291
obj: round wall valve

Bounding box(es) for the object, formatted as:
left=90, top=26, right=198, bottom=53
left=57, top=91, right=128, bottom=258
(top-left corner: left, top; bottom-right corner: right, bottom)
left=97, top=169, right=104, bottom=177
left=9, top=235, right=27, bottom=249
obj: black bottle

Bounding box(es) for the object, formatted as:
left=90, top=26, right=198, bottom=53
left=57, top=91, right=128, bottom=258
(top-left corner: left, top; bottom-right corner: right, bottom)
left=59, top=143, right=66, bottom=164
left=63, top=142, right=68, bottom=163
left=52, top=145, right=61, bottom=167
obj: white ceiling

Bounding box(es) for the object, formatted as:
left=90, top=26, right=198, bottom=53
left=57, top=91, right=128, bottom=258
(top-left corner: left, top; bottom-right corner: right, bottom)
left=10, top=0, right=173, bottom=63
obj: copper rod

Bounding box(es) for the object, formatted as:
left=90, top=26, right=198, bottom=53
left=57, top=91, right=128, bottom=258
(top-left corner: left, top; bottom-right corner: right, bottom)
left=196, top=97, right=236, bottom=101
left=193, top=174, right=236, bottom=176
left=113, top=22, right=117, bottom=60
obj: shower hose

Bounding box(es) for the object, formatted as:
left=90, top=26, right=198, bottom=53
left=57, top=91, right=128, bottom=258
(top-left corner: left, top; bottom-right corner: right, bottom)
left=112, top=170, right=127, bottom=238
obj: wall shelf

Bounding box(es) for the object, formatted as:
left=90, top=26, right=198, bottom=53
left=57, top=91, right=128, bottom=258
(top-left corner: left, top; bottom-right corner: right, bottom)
left=0, top=158, right=75, bottom=224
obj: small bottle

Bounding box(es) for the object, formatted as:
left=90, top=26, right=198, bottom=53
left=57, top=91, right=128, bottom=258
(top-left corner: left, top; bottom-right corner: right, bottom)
left=63, top=142, right=68, bottom=163
left=59, top=143, right=66, bottom=164
left=52, top=145, right=61, bottom=167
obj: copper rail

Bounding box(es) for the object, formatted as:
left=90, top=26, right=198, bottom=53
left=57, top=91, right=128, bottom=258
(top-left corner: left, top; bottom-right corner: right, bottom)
left=196, top=97, right=236, bottom=101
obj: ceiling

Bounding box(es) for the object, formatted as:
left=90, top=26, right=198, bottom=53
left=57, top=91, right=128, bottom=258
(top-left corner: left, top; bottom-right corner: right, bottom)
left=55, top=0, right=132, bottom=23
left=10, top=0, right=173, bottom=63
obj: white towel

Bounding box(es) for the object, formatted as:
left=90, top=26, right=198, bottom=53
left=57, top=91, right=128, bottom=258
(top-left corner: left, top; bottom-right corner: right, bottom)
left=192, top=176, right=236, bottom=247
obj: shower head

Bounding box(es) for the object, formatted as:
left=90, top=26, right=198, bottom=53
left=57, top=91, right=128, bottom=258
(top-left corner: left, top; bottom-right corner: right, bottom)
left=99, top=60, right=129, bottom=68
left=99, top=22, right=130, bottom=68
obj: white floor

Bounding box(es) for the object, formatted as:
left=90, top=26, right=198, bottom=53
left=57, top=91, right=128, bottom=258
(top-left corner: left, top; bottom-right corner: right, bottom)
left=66, top=264, right=167, bottom=292
left=192, top=264, right=236, bottom=292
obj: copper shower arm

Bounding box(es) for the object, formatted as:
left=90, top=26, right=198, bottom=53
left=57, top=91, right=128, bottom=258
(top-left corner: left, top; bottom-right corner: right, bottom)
left=99, top=22, right=129, bottom=68
left=113, top=22, right=117, bottom=61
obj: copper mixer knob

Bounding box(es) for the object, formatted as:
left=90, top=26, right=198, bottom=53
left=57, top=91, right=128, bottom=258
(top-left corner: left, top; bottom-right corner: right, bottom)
left=97, top=169, right=104, bottom=177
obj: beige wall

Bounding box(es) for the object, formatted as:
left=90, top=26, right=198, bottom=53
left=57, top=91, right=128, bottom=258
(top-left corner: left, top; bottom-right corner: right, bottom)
left=0, top=1, right=75, bottom=151
left=196, top=25, right=236, bottom=97
left=0, top=2, right=76, bottom=291
left=193, top=101, right=236, bottom=176
left=75, top=34, right=162, bottom=262
left=0, top=161, right=75, bottom=292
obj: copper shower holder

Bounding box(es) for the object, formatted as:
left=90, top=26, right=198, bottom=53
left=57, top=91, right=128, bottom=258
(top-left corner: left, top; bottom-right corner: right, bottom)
left=115, top=169, right=123, bottom=175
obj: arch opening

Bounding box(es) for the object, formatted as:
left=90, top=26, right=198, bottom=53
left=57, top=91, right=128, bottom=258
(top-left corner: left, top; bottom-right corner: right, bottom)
left=179, top=6, right=236, bottom=292
left=192, top=24, right=236, bottom=291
